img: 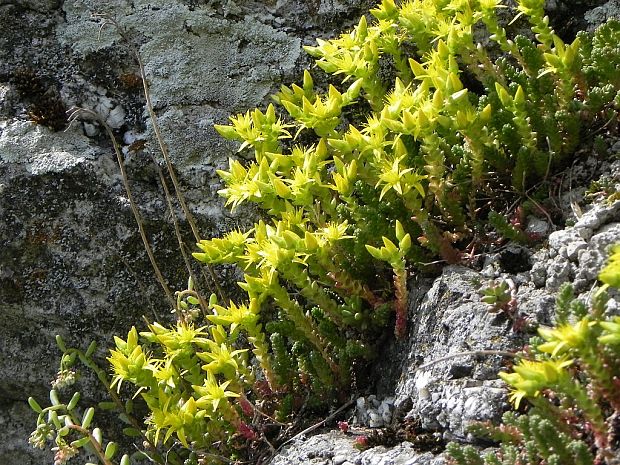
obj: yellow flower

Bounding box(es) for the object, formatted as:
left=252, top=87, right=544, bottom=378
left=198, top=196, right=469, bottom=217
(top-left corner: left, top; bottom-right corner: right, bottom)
left=193, top=372, right=240, bottom=413
left=500, top=358, right=573, bottom=408
left=537, top=318, right=593, bottom=356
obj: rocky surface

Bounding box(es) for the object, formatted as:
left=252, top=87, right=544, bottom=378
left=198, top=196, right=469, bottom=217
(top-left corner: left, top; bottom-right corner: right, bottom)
left=270, top=431, right=446, bottom=465
left=0, top=0, right=372, bottom=463
left=0, top=0, right=619, bottom=464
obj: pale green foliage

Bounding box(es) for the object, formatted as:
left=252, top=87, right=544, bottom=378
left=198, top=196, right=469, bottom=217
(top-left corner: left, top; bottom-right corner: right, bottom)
left=108, top=323, right=250, bottom=449
left=28, top=337, right=138, bottom=465
left=480, top=280, right=515, bottom=314
left=598, top=244, right=620, bottom=287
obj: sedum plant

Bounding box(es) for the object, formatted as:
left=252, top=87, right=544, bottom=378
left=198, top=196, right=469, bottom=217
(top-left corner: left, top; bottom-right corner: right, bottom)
left=28, top=1, right=620, bottom=464
left=210, top=0, right=620, bottom=367
left=447, top=245, right=620, bottom=465
left=28, top=336, right=151, bottom=465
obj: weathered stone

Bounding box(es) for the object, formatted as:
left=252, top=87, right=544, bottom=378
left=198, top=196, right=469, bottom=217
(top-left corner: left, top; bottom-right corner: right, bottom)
left=566, top=240, right=588, bottom=262
left=548, top=229, right=582, bottom=253
left=269, top=430, right=447, bottom=465
left=391, top=267, right=523, bottom=438
left=0, top=0, right=372, bottom=463
left=525, top=216, right=550, bottom=238
left=574, top=201, right=620, bottom=236
left=545, top=257, right=574, bottom=291
left=585, top=0, right=620, bottom=30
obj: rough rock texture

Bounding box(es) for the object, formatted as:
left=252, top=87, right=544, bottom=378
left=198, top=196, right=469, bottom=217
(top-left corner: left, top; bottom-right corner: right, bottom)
left=391, top=267, right=520, bottom=439
left=1, top=1, right=619, bottom=465
left=0, top=1, right=372, bottom=463
left=270, top=431, right=446, bottom=465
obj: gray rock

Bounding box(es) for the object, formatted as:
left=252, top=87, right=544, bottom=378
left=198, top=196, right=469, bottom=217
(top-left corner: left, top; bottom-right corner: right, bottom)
left=515, top=286, right=556, bottom=325
left=269, top=431, right=446, bottom=465
left=530, top=260, right=547, bottom=288
left=545, top=257, right=574, bottom=291
left=585, top=0, right=620, bottom=30
left=548, top=229, right=582, bottom=253
left=525, top=216, right=550, bottom=238
left=1, top=401, right=40, bottom=465
left=566, top=240, right=588, bottom=262
left=0, top=0, right=372, bottom=462
left=575, top=223, right=620, bottom=286
left=358, top=444, right=445, bottom=465
left=269, top=432, right=358, bottom=465
left=574, top=201, right=620, bottom=237
left=392, top=266, right=522, bottom=438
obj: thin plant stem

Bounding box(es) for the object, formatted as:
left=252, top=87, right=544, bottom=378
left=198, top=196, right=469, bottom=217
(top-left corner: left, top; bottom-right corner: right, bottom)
left=94, top=14, right=228, bottom=304
left=273, top=398, right=355, bottom=454
left=151, top=157, right=209, bottom=316
left=66, top=424, right=114, bottom=465
left=66, top=107, right=175, bottom=309
left=409, top=349, right=519, bottom=375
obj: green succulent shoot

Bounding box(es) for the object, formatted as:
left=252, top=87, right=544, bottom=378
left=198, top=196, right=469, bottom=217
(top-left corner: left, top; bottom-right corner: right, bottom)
left=366, top=220, right=411, bottom=338
left=598, top=243, right=620, bottom=287
left=499, top=358, right=574, bottom=409
left=480, top=280, right=512, bottom=311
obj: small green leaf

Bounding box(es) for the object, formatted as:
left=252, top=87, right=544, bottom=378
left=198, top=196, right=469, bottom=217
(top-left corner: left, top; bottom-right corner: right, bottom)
left=55, top=335, right=67, bottom=352
left=495, top=82, right=512, bottom=107
left=85, top=341, right=97, bottom=357
left=104, top=442, right=118, bottom=459
left=381, top=237, right=398, bottom=255
left=67, top=392, right=81, bottom=411
left=186, top=296, right=200, bottom=305
left=49, top=390, right=60, bottom=406
left=82, top=407, right=95, bottom=429
left=97, top=402, right=117, bottom=411
left=70, top=436, right=92, bottom=448
left=395, top=220, right=405, bottom=242
left=214, top=124, right=239, bottom=140
left=122, top=427, right=143, bottom=438
left=93, top=427, right=103, bottom=445
left=450, top=88, right=468, bottom=103
left=400, top=234, right=412, bottom=253
left=28, top=397, right=43, bottom=414
left=49, top=410, right=62, bottom=428
left=365, top=245, right=385, bottom=261
left=120, top=454, right=131, bottom=465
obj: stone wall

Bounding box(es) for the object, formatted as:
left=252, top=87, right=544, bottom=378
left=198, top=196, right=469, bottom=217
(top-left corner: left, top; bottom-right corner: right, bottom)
left=0, top=1, right=372, bottom=462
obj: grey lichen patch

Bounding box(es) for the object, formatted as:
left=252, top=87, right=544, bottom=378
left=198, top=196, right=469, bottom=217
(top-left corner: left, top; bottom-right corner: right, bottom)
left=0, top=121, right=99, bottom=175
left=57, top=0, right=132, bottom=55
left=58, top=0, right=301, bottom=110
left=149, top=104, right=234, bottom=178
left=138, top=13, right=301, bottom=109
